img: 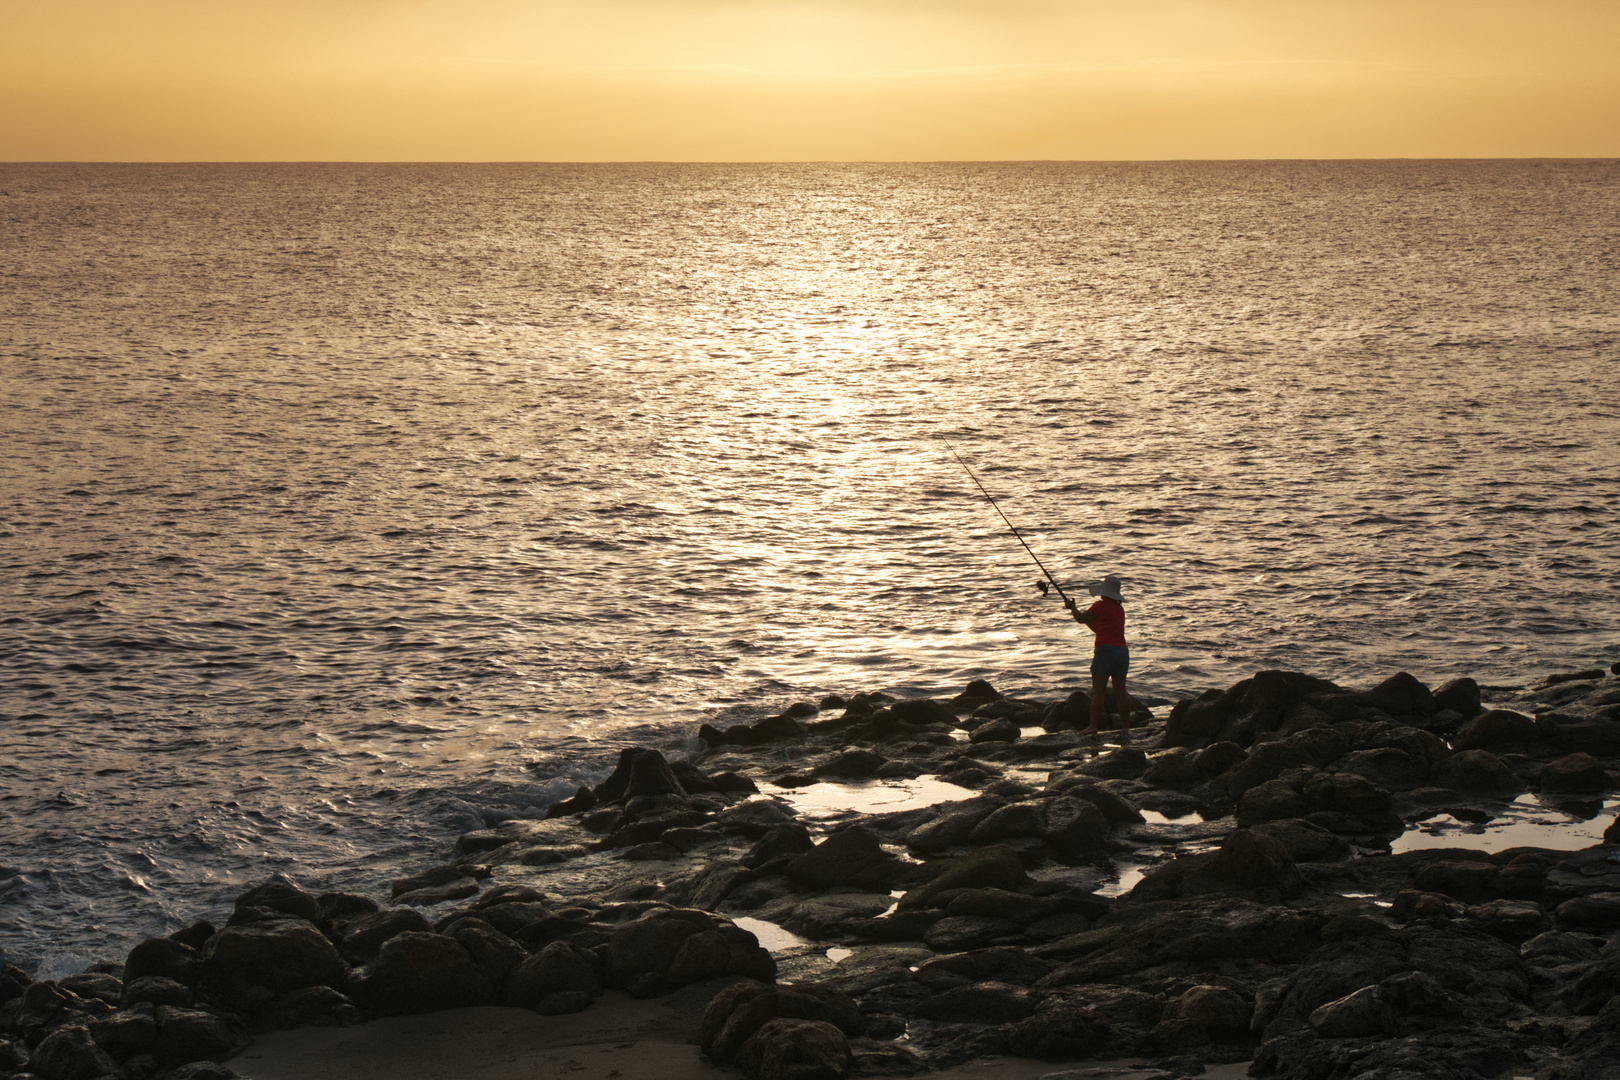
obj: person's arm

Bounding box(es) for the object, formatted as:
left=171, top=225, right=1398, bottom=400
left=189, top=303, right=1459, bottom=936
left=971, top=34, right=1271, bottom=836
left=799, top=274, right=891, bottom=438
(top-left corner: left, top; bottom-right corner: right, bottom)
left=1065, top=599, right=1093, bottom=626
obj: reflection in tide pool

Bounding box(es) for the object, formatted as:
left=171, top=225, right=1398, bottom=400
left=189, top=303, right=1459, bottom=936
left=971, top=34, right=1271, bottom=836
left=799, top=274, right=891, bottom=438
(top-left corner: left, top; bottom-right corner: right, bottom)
left=763, top=778, right=971, bottom=821
left=1393, top=795, right=1619, bottom=855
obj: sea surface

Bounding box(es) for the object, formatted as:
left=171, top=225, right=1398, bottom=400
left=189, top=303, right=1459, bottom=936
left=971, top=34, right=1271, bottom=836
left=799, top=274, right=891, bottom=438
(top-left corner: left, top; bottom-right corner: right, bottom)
left=2, top=161, right=1617, bottom=975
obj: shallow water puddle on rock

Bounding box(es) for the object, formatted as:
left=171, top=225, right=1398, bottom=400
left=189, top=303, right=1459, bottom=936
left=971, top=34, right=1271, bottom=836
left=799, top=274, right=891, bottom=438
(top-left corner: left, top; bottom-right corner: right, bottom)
left=763, top=777, right=970, bottom=821
left=1096, top=864, right=1148, bottom=897
left=731, top=916, right=813, bottom=953
left=826, top=947, right=853, bottom=962
left=1393, top=794, right=1619, bottom=855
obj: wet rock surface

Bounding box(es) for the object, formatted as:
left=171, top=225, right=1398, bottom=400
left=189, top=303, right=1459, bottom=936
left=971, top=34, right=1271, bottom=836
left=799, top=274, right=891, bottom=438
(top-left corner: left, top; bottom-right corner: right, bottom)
left=9, top=666, right=1620, bottom=1079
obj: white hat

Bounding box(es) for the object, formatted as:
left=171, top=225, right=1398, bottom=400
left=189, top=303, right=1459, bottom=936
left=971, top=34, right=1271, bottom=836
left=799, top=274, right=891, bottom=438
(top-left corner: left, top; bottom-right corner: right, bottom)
left=1088, top=575, right=1124, bottom=602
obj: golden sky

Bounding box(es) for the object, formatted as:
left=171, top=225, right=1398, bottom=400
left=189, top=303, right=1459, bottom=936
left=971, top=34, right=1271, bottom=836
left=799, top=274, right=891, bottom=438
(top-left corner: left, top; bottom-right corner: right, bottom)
left=3, top=0, right=1616, bottom=161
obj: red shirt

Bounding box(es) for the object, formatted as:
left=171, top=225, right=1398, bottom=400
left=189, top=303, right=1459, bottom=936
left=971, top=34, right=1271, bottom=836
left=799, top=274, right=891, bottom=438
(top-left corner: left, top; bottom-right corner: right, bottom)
left=1087, top=597, right=1126, bottom=647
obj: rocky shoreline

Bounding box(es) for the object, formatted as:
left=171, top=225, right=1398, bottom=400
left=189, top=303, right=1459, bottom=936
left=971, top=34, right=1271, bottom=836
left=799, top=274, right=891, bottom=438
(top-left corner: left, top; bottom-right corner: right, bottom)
left=4, top=663, right=1620, bottom=1080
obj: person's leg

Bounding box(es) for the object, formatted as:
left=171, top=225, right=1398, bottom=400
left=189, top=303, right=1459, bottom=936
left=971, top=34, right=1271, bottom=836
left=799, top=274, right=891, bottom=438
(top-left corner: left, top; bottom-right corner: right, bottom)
left=1112, top=672, right=1132, bottom=745
left=1083, top=672, right=1108, bottom=735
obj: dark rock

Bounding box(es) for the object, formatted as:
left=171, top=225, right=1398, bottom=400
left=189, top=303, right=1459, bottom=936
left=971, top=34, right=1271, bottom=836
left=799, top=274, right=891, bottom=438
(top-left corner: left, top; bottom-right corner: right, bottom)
left=913, top=948, right=1055, bottom=989
left=903, top=797, right=1007, bottom=854
left=122, top=976, right=193, bottom=1009
left=1368, top=672, right=1436, bottom=717
left=1451, top=709, right=1539, bottom=751
left=814, top=751, right=886, bottom=778
left=1164, top=984, right=1251, bottom=1037
left=1238, top=779, right=1311, bottom=826
left=786, top=828, right=902, bottom=891
left=154, top=1006, right=249, bottom=1063
left=1142, top=750, right=1199, bottom=787
left=395, top=877, right=481, bottom=906
left=1040, top=776, right=1144, bottom=826
left=28, top=1025, right=122, bottom=1080
left=55, top=975, right=118, bottom=1009
left=923, top=916, right=1022, bottom=952
left=1251, top=819, right=1351, bottom=862
left=1303, top=770, right=1393, bottom=816
left=1540, top=753, right=1610, bottom=794
left=252, top=986, right=363, bottom=1032
left=163, top=1064, right=245, bottom=1080
left=1166, top=688, right=1238, bottom=745
left=702, top=983, right=864, bottom=1066
left=953, top=680, right=1001, bottom=708
left=1335, top=747, right=1428, bottom=791
left=1433, top=677, right=1483, bottom=719
left=1221, top=739, right=1315, bottom=797
left=968, top=718, right=1020, bottom=744
left=1431, top=749, right=1524, bottom=798
left=1073, top=747, right=1148, bottom=780
left=944, top=888, right=1060, bottom=926
left=1467, top=900, right=1550, bottom=939
left=503, top=942, right=602, bottom=1010
left=389, top=864, right=484, bottom=900
left=1193, top=740, right=1248, bottom=777
left=915, top=981, right=1040, bottom=1024
left=1308, top=984, right=1388, bottom=1037
left=448, top=921, right=529, bottom=991
left=744, top=825, right=814, bottom=869
left=890, top=699, right=958, bottom=727
left=1007, top=1001, right=1111, bottom=1059
left=1211, top=828, right=1303, bottom=896
left=355, top=932, right=496, bottom=1016
left=198, top=919, right=348, bottom=1011
left=1545, top=717, right=1620, bottom=756
left=88, top=1006, right=157, bottom=1057
left=719, top=799, right=800, bottom=838
left=124, top=938, right=200, bottom=988
left=337, top=907, right=432, bottom=964
left=1555, top=892, right=1620, bottom=932
left=1391, top=889, right=1466, bottom=923
left=899, top=847, right=1030, bottom=910
left=233, top=876, right=323, bottom=925
left=735, top=1018, right=852, bottom=1080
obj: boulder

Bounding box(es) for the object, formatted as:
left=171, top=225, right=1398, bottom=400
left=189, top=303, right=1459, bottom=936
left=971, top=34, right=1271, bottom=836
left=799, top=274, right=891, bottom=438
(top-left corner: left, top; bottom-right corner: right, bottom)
left=354, top=931, right=496, bottom=1016
left=1433, top=677, right=1483, bottom=719
left=912, top=947, right=1055, bottom=989
left=252, top=986, right=364, bottom=1032
left=786, top=828, right=903, bottom=892
left=914, top=981, right=1041, bottom=1024
left=904, top=797, right=1008, bottom=854
left=923, top=916, right=1022, bottom=952
left=1431, top=750, right=1524, bottom=799
left=124, top=938, right=201, bottom=988
left=1308, top=985, right=1389, bottom=1038
left=1303, top=771, right=1393, bottom=817
left=1164, top=984, right=1252, bottom=1037
left=898, top=847, right=1030, bottom=910
left=1212, top=829, right=1303, bottom=896
left=1368, top=672, right=1436, bottom=717
left=123, top=976, right=193, bottom=1009
left=154, top=1006, right=250, bottom=1063
left=1335, top=747, right=1428, bottom=791
left=503, top=942, right=602, bottom=1012
left=719, top=800, right=800, bottom=838
left=813, top=751, right=886, bottom=779
left=702, top=983, right=864, bottom=1066
left=198, top=919, right=348, bottom=1011
left=88, top=1006, right=158, bottom=1056
left=1555, top=892, right=1620, bottom=932
left=968, top=718, right=1020, bottom=744
left=1451, top=709, right=1539, bottom=752
left=233, top=877, right=324, bottom=925
left=1006, top=1001, right=1112, bottom=1060
left=735, top=1018, right=852, bottom=1080
left=1538, top=753, right=1610, bottom=794
left=1237, top=779, right=1311, bottom=826
left=28, top=1024, right=123, bottom=1080
left=338, top=908, right=433, bottom=964
left=890, top=698, right=958, bottom=727
left=1467, top=900, right=1550, bottom=939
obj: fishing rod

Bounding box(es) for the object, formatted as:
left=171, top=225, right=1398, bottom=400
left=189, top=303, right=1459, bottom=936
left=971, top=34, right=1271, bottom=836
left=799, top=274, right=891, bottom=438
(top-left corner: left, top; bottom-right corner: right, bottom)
left=940, top=438, right=1074, bottom=607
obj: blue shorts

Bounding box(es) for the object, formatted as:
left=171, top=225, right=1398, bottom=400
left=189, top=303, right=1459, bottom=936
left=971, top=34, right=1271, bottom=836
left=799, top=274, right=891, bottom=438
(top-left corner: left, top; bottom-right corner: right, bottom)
left=1091, top=644, right=1130, bottom=678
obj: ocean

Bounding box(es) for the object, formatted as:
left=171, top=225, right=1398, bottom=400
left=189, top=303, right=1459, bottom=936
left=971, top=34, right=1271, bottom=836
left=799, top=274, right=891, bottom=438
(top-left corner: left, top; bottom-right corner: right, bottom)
left=2, top=160, right=1617, bottom=976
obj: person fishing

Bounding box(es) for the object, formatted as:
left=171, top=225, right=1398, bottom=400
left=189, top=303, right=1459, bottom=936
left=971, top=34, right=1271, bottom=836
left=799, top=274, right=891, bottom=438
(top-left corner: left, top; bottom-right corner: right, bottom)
left=1065, top=575, right=1133, bottom=744
left=940, top=438, right=1135, bottom=743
